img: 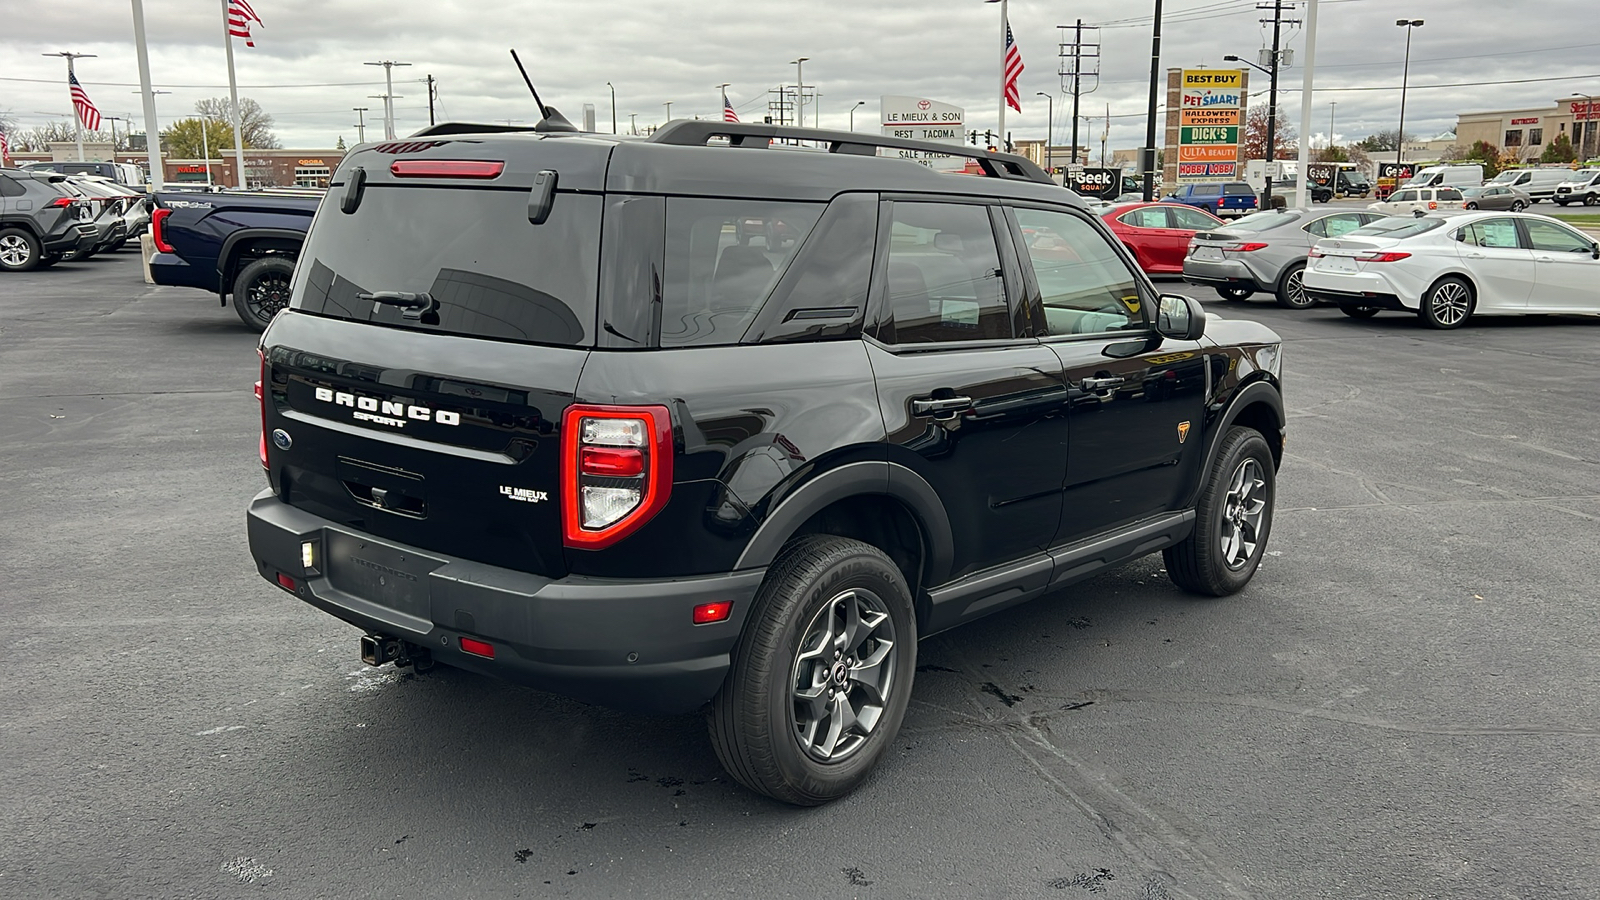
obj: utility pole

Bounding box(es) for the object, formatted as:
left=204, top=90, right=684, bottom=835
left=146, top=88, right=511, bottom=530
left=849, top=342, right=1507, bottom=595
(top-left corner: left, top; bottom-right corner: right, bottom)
left=606, top=82, right=617, bottom=133
left=1058, top=20, right=1100, bottom=168
left=1258, top=0, right=1300, bottom=207
left=1142, top=0, right=1163, bottom=201
left=364, top=60, right=411, bottom=140
left=629, top=113, right=638, bottom=135
left=663, top=100, right=673, bottom=124
left=352, top=107, right=369, bottom=144
left=426, top=74, right=436, bottom=127
left=42, top=52, right=97, bottom=161
left=1395, top=20, right=1424, bottom=178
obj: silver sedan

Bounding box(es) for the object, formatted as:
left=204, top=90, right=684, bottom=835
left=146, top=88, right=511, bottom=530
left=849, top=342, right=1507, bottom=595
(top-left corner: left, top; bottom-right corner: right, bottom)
left=1459, top=184, right=1531, bottom=212
left=1182, top=207, right=1384, bottom=308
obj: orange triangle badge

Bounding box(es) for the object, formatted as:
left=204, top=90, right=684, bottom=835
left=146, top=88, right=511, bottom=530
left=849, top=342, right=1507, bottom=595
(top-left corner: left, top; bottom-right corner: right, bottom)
left=1177, top=421, right=1191, bottom=444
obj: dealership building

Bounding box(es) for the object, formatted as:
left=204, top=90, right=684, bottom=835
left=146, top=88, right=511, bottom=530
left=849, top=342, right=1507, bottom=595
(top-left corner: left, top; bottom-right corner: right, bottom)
left=1455, top=96, right=1600, bottom=161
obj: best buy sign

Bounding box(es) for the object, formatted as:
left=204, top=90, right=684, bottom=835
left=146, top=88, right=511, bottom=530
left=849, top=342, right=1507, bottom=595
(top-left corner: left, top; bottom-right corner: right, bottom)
left=1181, top=126, right=1239, bottom=144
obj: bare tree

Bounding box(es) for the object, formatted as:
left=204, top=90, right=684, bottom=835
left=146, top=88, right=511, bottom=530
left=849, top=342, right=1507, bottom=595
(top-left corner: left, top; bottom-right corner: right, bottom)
left=1242, top=104, right=1297, bottom=160
left=194, top=97, right=280, bottom=149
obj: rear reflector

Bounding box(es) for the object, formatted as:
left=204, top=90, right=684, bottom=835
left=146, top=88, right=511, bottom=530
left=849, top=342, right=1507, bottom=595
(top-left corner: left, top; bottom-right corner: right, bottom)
left=460, top=637, right=495, bottom=658
left=276, top=572, right=297, bottom=591
left=389, top=159, right=505, bottom=179
left=693, top=601, right=734, bottom=625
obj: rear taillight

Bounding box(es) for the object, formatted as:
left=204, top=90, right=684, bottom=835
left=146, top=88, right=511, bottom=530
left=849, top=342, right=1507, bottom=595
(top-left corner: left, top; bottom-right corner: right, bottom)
left=1355, top=251, right=1411, bottom=263
left=1220, top=242, right=1269, bottom=252
left=46, top=196, right=74, bottom=208
left=1307, top=249, right=1326, bottom=258
left=562, top=404, right=673, bottom=549
left=256, top=348, right=268, bottom=469
left=389, top=160, right=505, bottom=179
left=151, top=208, right=174, bottom=252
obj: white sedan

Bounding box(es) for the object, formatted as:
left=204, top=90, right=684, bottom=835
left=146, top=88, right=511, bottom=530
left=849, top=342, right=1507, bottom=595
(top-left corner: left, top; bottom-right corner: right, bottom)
left=1302, top=212, right=1600, bottom=329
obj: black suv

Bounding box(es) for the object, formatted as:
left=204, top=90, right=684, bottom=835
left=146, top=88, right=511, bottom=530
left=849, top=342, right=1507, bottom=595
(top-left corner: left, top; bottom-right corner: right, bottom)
left=247, top=121, right=1284, bottom=804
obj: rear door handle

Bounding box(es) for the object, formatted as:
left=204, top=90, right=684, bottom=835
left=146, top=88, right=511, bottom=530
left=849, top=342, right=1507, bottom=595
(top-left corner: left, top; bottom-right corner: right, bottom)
left=1079, top=375, right=1126, bottom=392
left=911, top=396, right=974, bottom=419
left=1466, top=252, right=1486, bottom=259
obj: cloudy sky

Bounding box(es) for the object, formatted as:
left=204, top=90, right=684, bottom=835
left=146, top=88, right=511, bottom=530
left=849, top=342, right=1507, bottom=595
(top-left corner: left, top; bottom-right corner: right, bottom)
left=2, top=0, right=1593, bottom=153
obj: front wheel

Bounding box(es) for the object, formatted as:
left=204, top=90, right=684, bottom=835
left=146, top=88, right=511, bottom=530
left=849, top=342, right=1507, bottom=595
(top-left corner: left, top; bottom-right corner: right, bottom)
left=232, top=256, right=296, bottom=331
left=1166, top=427, right=1276, bottom=596
left=1419, top=277, right=1473, bottom=329
left=1274, top=263, right=1313, bottom=309
left=1215, top=287, right=1254, bottom=301
left=1340, top=305, right=1381, bottom=319
left=709, top=535, right=917, bottom=805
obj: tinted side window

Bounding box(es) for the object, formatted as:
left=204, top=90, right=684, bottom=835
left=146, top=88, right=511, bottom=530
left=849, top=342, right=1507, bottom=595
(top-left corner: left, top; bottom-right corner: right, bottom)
left=0, top=176, right=25, bottom=198
left=744, top=193, right=877, bottom=344
left=1169, top=206, right=1220, bottom=230
left=880, top=202, right=1010, bottom=344
left=660, top=198, right=822, bottom=347
left=1391, top=190, right=1417, bottom=202
left=1014, top=207, right=1142, bottom=337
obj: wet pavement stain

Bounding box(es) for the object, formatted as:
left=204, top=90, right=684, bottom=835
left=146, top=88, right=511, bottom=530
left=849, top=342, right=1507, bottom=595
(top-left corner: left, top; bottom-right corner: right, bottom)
left=513, top=848, right=532, bottom=864
left=1047, top=868, right=1116, bottom=893
left=656, top=776, right=684, bottom=788
left=841, top=866, right=874, bottom=886
left=916, top=664, right=959, bottom=673
left=577, top=822, right=596, bottom=831
left=1062, top=701, right=1096, bottom=711
left=980, top=682, right=1024, bottom=707
left=1067, top=617, right=1093, bottom=630
left=625, top=769, right=649, bottom=783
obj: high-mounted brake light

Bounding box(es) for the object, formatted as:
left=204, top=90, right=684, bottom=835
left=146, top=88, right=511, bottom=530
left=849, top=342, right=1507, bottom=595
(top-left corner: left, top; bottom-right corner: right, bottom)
left=389, top=159, right=505, bottom=179
left=562, top=404, right=673, bottom=550
left=1355, top=251, right=1412, bottom=263
left=151, top=208, right=174, bottom=252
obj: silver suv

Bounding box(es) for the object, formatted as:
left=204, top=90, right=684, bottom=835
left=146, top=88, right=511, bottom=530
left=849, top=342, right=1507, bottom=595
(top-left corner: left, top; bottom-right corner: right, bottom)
left=0, top=168, right=97, bottom=272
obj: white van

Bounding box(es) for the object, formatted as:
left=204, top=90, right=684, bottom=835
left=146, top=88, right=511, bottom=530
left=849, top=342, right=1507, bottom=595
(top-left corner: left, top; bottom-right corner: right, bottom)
left=1488, top=167, right=1573, bottom=203
left=1553, top=169, right=1600, bottom=206
left=1404, top=164, right=1484, bottom=189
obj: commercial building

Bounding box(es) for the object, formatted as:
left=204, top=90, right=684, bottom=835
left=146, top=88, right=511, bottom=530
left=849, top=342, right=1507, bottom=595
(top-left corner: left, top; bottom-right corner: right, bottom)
left=1455, top=96, right=1600, bottom=162
left=6, top=146, right=343, bottom=188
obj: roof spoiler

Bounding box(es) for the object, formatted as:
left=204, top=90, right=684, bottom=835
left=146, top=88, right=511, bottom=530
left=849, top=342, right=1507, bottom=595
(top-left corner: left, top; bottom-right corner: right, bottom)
left=410, top=122, right=542, bottom=137
left=646, top=120, right=1055, bottom=185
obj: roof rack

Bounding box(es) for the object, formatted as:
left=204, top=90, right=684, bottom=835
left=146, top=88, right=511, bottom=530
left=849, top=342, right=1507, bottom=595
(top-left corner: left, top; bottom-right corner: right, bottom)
left=647, top=120, right=1054, bottom=185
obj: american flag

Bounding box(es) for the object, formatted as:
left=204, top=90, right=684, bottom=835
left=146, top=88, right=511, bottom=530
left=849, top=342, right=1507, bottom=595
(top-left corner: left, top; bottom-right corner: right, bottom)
left=228, top=0, right=264, bottom=47
left=723, top=96, right=740, bottom=124
left=0, top=131, right=9, bottom=162
left=1003, top=21, right=1024, bottom=113
left=70, top=73, right=102, bottom=132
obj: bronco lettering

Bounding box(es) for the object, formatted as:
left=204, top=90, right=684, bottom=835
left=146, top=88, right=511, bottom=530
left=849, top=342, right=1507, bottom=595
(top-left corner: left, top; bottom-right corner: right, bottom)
left=314, top=386, right=460, bottom=426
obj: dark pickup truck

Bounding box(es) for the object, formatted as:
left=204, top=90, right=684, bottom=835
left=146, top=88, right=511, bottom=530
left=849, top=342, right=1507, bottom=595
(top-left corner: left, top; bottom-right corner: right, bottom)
left=148, top=189, right=323, bottom=330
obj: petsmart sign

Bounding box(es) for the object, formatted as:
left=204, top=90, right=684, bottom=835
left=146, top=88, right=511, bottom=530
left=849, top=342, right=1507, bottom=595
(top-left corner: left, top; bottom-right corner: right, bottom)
left=1179, top=69, right=1243, bottom=180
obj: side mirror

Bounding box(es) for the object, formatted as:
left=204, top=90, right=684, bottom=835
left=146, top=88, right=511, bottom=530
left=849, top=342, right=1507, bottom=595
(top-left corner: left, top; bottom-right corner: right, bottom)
left=1592, top=242, right=1599, bottom=260
left=1156, top=294, right=1206, bottom=342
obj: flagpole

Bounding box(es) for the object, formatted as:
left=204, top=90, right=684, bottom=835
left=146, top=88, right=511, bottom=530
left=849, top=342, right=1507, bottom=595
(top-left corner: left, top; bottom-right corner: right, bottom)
left=70, top=57, right=84, bottom=161
left=997, top=0, right=1008, bottom=143
left=131, top=0, right=165, bottom=189
left=220, top=0, right=247, bottom=188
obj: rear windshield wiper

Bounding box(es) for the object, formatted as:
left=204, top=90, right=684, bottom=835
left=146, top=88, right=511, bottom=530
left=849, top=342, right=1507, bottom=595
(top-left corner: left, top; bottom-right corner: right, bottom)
left=357, top=290, right=437, bottom=319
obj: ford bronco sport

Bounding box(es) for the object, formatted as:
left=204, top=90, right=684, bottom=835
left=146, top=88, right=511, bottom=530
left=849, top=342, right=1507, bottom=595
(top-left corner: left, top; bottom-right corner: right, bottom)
left=247, top=120, right=1284, bottom=805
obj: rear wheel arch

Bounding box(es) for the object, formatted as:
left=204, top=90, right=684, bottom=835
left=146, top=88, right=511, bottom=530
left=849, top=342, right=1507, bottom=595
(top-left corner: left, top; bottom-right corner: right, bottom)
left=733, top=461, right=953, bottom=597
left=218, top=230, right=304, bottom=295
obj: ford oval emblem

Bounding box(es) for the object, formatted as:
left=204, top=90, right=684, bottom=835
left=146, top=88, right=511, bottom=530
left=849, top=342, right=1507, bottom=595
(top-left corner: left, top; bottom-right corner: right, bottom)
left=272, top=429, right=293, bottom=451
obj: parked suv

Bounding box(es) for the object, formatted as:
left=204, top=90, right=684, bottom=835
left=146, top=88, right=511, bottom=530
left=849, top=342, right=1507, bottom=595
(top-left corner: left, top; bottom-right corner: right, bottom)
left=1165, top=181, right=1259, bottom=218
left=247, top=121, right=1285, bottom=804
left=1368, top=186, right=1463, bottom=217
left=0, top=168, right=97, bottom=271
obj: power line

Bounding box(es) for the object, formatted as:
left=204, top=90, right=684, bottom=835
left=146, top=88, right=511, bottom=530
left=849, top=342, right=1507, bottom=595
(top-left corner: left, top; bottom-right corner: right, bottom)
left=0, top=76, right=388, bottom=89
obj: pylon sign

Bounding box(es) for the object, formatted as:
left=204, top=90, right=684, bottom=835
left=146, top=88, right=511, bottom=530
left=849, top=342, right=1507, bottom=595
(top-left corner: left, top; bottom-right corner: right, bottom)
left=881, top=95, right=965, bottom=171
left=1178, top=69, right=1243, bottom=179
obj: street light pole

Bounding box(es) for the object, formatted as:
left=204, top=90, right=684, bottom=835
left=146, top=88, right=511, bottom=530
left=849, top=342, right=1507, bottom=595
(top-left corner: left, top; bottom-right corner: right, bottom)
left=1036, top=92, right=1054, bottom=174
left=663, top=101, right=673, bottom=125
left=849, top=100, right=865, bottom=132
left=791, top=57, right=810, bottom=128
left=364, top=60, right=412, bottom=140
left=629, top=113, right=638, bottom=135
left=1142, top=0, right=1164, bottom=201
left=1395, top=19, right=1423, bottom=177
left=1329, top=101, right=1336, bottom=152
left=607, top=82, right=617, bottom=134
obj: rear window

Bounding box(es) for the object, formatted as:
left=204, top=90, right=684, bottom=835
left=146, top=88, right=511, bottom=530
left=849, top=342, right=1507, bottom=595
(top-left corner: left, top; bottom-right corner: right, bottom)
left=1222, top=183, right=1255, bottom=195
left=1438, top=188, right=1463, bottom=201
left=1223, top=211, right=1299, bottom=232
left=292, top=186, right=600, bottom=347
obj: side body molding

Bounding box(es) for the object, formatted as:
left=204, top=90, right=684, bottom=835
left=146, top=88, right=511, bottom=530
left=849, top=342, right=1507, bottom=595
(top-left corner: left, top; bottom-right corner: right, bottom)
left=732, top=460, right=956, bottom=587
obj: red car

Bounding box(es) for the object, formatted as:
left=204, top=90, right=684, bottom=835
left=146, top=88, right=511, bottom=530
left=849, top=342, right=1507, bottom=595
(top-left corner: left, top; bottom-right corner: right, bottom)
left=1100, top=201, right=1224, bottom=274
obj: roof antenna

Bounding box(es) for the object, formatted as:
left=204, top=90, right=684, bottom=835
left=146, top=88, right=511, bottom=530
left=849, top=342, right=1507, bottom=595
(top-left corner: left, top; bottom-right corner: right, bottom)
left=510, top=49, right=578, bottom=133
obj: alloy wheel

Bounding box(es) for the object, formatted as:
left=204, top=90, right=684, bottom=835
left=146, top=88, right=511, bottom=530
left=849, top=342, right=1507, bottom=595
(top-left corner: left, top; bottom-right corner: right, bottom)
left=0, top=234, right=30, bottom=268
left=1285, top=269, right=1308, bottom=307
left=1429, top=282, right=1471, bottom=327
left=246, top=271, right=292, bottom=322
left=1220, top=458, right=1267, bottom=571
left=790, top=588, right=898, bottom=762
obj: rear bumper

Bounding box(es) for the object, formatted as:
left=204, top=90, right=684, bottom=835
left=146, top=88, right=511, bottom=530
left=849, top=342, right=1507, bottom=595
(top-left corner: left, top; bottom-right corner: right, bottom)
left=147, top=251, right=216, bottom=291
left=1183, top=257, right=1270, bottom=293
left=246, top=490, right=764, bottom=715
left=1302, top=286, right=1408, bottom=311
left=41, top=224, right=96, bottom=254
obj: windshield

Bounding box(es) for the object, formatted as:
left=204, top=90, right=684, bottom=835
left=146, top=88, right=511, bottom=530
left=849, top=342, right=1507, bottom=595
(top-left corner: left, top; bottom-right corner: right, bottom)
left=1221, top=212, right=1300, bottom=232
left=1348, top=217, right=1445, bottom=239
left=1489, top=172, right=1520, bottom=184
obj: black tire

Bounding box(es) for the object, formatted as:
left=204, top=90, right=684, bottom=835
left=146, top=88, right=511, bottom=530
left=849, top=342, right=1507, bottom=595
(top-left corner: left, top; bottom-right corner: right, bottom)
left=708, top=534, right=917, bottom=806
left=1585, top=194, right=1598, bottom=207
left=0, top=228, right=44, bottom=272
left=1465, top=202, right=1478, bottom=210
left=1510, top=200, right=1526, bottom=212
left=1215, top=287, right=1254, bottom=301
left=1418, top=276, right=1474, bottom=330
left=1339, top=305, right=1381, bottom=319
left=1274, top=262, right=1313, bottom=309
left=1165, top=426, right=1276, bottom=596
left=232, top=256, right=296, bottom=331
left=107, top=239, right=128, bottom=253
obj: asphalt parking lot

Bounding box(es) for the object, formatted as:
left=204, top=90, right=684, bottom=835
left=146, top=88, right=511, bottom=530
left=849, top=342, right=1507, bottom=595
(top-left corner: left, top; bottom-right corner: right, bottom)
left=3, top=250, right=1597, bottom=900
